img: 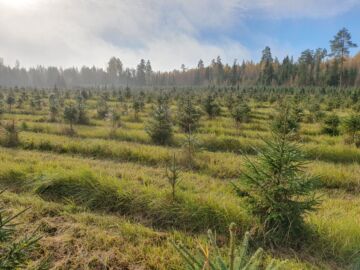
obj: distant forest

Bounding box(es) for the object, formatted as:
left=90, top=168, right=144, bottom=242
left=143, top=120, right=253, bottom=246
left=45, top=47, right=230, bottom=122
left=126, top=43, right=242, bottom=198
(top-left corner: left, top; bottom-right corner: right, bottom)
left=0, top=28, right=359, bottom=89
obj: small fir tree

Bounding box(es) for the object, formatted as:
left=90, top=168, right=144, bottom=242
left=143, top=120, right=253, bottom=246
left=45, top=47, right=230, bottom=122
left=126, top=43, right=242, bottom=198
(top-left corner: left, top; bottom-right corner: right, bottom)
left=0, top=120, right=19, bottom=147
left=272, top=104, right=300, bottom=137
left=172, top=223, right=286, bottom=270
left=232, top=132, right=319, bottom=246
left=96, top=97, right=109, bottom=119
left=322, top=113, right=340, bottom=136
left=63, top=103, right=78, bottom=134
left=231, top=102, right=251, bottom=130
left=145, top=98, right=173, bottom=145
left=165, top=154, right=182, bottom=201
left=108, top=109, right=121, bottom=138
left=181, top=124, right=200, bottom=169
left=48, top=94, right=59, bottom=122
left=177, top=96, right=201, bottom=133
left=76, top=96, right=89, bottom=125
left=203, top=95, right=221, bottom=119
left=0, top=99, right=4, bottom=120
left=343, top=114, right=360, bottom=144
left=6, top=93, right=15, bottom=113
left=132, top=99, right=141, bottom=121
left=0, top=192, right=46, bottom=269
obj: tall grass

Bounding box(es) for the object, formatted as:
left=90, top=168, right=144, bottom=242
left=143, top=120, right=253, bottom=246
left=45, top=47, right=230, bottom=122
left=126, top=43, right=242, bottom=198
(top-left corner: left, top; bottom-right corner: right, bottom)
left=304, top=143, right=360, bottom=163
left=1, top=101, right=360, bottom=269
left=0, top=164, right=252, bottom=233
left=307, top=192, right=360, bottom=267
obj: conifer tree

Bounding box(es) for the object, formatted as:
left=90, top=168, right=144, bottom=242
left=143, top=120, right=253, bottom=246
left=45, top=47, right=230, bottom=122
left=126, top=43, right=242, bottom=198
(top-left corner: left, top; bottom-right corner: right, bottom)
left=132, top=99, right=141, bottom=121
left=96, top=97, right=109, bottom=119
left=48, top=93, right=59, bottom=122
left=165, top=154, right=182, bottom=201
left=231, top=102, right=251, bottom=130
left=145, top=97, right=173, bottom=145
left=63, top=103, right=78, bottom=134
left=172, top=223, right=286, bottom=269
left=181, top=124, right=199, bottom=169
left=0, top=192, right=46, bottom=269
left=108, top=108, right=121, bottom=138
left=260, top=46, right=274, bottom=85
left=272, top=104, right=300, bottom=137
left=232, top=131, right=319, bottom=245
left=330, top=28, right=358, bottom=88
left=125, top=86, right=131, bottom=99
left=32, top=92, right=42, bottom=111
left=343, top=114, right=360, bottom=144
left=76, top=96, right=89, bottom=125
left=177, top=96, right=201, bottom=133
left=203, top=95, right=220, bottom=119
left=307, top=102, right=323, bottom=123
left=322, top=113, right=340, bottom=136
left=16, top=96, right=24, bottom=109
left=110, top=109, right=121, bottom=130
left=6, top=93, right=15, bottom=113
left=0, top=99, right=4, bottom=120
left=0, top=120, right=19, bottom=147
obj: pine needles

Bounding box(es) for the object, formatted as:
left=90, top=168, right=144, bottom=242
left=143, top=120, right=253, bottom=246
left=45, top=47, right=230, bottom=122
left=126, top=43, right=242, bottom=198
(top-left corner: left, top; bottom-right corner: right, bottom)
left=0, top=191, right=43, bottom=269
left=171, top=223, right=286, bottom=270
left=233, top=131, right=320, bottom=246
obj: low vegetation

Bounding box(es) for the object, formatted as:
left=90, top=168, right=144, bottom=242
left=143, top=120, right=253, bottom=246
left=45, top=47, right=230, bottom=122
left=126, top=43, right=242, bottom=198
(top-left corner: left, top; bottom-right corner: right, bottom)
left=0, top=85, right=359, bottom=269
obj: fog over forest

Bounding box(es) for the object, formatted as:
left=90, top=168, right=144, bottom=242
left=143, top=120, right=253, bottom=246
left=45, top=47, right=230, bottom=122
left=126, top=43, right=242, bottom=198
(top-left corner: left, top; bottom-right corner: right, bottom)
left=1, top=41, right=360, bottom=89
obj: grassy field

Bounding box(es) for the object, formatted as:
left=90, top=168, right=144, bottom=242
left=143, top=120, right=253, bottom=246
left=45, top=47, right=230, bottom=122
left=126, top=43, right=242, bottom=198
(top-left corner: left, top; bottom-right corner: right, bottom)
left=0, top=90, right=359, bottom=269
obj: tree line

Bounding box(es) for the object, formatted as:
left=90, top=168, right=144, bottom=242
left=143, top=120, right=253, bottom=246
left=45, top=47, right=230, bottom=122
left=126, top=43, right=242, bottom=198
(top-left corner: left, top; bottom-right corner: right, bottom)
left=0, top=28, right=358, bottom=89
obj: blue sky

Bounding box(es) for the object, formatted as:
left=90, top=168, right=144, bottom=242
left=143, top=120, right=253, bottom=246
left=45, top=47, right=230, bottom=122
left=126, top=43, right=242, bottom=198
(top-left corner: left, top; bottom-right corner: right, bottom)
left=197, top=3, right=360, bottom=62
left=243, top=9, right=360, bottom=60
left=0, top=0, right=359, bottom=70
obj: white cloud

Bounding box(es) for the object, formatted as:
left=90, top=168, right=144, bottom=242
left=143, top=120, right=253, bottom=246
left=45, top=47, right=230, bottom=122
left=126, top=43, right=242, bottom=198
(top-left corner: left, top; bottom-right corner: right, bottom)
left=0, top=0, right=358, bottom=70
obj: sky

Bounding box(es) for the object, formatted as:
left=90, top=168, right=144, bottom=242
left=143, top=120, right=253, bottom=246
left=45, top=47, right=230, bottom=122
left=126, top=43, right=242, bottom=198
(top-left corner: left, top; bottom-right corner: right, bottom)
left=0, top=0, right=359, bottom=71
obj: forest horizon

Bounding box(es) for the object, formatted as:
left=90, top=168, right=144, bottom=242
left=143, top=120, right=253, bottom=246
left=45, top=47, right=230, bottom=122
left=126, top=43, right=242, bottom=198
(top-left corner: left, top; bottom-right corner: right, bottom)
left=1, top=28, right=359, bottom=88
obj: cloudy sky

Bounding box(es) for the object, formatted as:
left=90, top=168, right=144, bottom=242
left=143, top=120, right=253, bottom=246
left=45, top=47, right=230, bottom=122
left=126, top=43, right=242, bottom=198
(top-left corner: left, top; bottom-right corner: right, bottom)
left=0, top=0, right=359, bottom=71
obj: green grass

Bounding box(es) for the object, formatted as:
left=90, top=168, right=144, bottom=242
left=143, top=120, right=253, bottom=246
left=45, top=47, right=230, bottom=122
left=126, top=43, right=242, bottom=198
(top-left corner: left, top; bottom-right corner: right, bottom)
left=1, top=98, right=359, bottom=269
left=0, top=191, right=184, bottom=269
left=307, top=191, right=360, bottom=266
left=0, top=161, right=251, bottom=233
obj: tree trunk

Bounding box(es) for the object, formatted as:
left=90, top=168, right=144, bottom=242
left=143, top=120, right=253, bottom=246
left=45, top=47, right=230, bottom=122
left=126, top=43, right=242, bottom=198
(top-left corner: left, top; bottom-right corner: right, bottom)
left=340, top=48, right=344, bottom=89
